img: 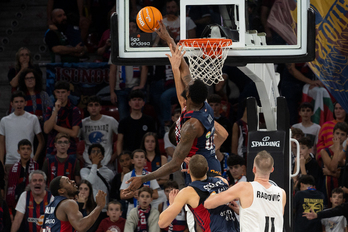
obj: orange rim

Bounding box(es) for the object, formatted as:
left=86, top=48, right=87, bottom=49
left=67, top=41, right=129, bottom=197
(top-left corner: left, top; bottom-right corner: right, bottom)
left=179, top=38, right=233, bottom=48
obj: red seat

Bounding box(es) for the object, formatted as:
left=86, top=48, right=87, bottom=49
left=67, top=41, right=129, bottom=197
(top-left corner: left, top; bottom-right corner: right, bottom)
left=100, top=105, right=120, bottom=121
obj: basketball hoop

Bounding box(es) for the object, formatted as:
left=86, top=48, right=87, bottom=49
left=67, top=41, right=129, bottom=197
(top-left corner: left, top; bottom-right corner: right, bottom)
left=179, top=38, right=232, bottom=86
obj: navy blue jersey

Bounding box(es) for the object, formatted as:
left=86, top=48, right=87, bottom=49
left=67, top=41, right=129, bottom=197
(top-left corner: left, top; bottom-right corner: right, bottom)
left=188, top=177, right=240, bottom=232
left=175, top=102, right=221, bottom=176
left=42, top=196, right=75, bottom=232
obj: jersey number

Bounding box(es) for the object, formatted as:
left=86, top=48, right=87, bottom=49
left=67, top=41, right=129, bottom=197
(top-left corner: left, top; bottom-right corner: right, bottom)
left=264, top=216, right=275, bottom=232
left=205, top=128, right=215, bottom=150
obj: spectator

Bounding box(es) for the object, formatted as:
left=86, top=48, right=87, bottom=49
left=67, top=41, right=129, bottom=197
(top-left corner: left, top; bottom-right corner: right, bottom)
left=292, top=102, right=321, bottom=153
left=140, top=132, right=167, bottom=209
left=207, top=94, right=232, bottom=154
left=109, top=64, right=147, bottom=121
left=317, top=102, right=347, bottom=154
left=231, top=100, right=248, bottom=160
left=116, top=90, right=156, bottom=155
left=141, top=132, right=168, bottom=185
left=293, top=175, right=325, bottom=232
left=321, top=188, right=347, bottom=232
left=187, top=5, right=211, bottom=37
left=280, top=63, right=323, bottom=125
left=161, top=0, right=196, bottom=42
left=120, top=149, right=160, bottom=215
left=17, top=68, right=52, bottom=125
left=163, top=108, right=184, bottom=189
left=76, top=179, right=99, bottom=232
left=10, top=170, right=53, bottom=232
left=77, top=179, right=97, bottom=216
left=42, top=133, right=81, bottom=185
left=8, top=47, right=42, bottom=91
left=226, top=154, right=246, bottom=186
left=320, top=122, right=348, bottom=205
left=47, top=0, right=90, bottom=42
left=110, top=151, right=132, bottom=218
left=292, top=137, right=323, bottom=192
left=124, top=186, right=160, bottom=232
left=158, top=180, right=187, bottom=232
left=260, top=0, right=288, bottom=45
left=45, top=9, right=87, bottom=63
left=6, top=139, right=39, bottom=215
left=0, top=91, right=43, bottom=190
left=97, top=10, right=121, bottom=62
left=80, top=144, right=114, bottom=214
left=44, top=81, right=82, bottom=157
left=96, top=200, right=126, bottom=232
left=0, top=192, right=11, bottom=232
left=80, top=96, right=118, bottom=170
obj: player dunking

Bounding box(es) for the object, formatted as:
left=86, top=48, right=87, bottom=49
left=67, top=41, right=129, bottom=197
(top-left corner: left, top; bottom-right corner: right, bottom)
left=158, top=154, right=240, bottom=232
left=124, top=20, right=228, bottom=193
left=42, top=176, right=106, bottom=232
left=205, top=150, right=286, bottom=232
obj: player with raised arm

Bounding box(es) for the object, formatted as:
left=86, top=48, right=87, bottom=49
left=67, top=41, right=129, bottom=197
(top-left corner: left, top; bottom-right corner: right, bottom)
left=124, top=20, right=228, bottom=194
left=158, top=154, right=240, bottom=232
left=42, top=176, right=106, bottom=232
left=204, top=150, right=286, bottom=232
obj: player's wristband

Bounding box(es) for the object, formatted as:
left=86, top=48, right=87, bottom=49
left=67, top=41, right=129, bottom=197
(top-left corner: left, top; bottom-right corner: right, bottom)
left=343, top=148, right=346, bottom=153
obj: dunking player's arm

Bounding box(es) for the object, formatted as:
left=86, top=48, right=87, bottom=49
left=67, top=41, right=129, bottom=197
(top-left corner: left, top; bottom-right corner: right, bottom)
left=123, top=116, right=205, bottom=194
left=55, top=190, right=106, bottom=231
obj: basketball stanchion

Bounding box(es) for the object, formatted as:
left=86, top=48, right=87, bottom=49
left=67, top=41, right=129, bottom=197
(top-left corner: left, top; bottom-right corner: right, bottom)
left=136, top=6, right=163, bottom=33
left=178, top=38, right=233, bottom=86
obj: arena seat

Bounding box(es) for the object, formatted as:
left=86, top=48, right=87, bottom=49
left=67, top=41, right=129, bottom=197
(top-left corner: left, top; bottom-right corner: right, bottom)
left=100, top=105, right=120, bottom=121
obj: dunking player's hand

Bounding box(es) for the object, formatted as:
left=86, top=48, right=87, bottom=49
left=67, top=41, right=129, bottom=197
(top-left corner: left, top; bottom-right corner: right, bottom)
left=166, top=44, right=185, bottom=72
left=124, top=177, right=143, bottom=196
left=95, top=190, right=107, bottom=208
left=155, top=20, right=176, bottom=48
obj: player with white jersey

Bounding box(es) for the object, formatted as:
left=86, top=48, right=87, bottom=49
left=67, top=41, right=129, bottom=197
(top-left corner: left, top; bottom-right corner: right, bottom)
left=204, top=150, right=286, bottom=232
left=239, top=181, right=283, bottom=231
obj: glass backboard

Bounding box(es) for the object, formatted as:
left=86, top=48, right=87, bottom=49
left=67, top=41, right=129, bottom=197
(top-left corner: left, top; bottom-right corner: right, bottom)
left=111, top=0, right=315, bottom=65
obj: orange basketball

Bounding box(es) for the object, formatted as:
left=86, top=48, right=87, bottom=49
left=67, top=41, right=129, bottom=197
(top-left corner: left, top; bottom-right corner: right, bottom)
left=136, top=6, right=163, bottom=33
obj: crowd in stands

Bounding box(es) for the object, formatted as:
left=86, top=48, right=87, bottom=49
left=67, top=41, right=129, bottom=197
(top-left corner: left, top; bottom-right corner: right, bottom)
left=1, top=0, right=348, bottom=231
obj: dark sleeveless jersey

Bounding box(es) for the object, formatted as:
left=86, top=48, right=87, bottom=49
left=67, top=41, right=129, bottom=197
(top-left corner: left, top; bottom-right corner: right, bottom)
left=188, top=177, right=240, bottom=232
left=43, top=196, right=75, bottom=232
left=20, top=191, right=52, bottom=232
left=175, top=102, right=221, bottom=176
left=47, top=156, right=76, bottom=185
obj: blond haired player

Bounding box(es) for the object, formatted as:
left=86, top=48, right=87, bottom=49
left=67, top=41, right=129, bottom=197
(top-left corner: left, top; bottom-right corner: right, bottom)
left=205, top=150, right=286, bottom=232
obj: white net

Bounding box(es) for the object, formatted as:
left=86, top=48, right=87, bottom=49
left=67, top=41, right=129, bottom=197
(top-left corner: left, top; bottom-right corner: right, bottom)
left=180, top=39, right=232, bottom=86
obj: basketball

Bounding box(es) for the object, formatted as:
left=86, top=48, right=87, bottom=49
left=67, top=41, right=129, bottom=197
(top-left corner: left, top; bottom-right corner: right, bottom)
left=136, top=6, right=163, bottom=33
